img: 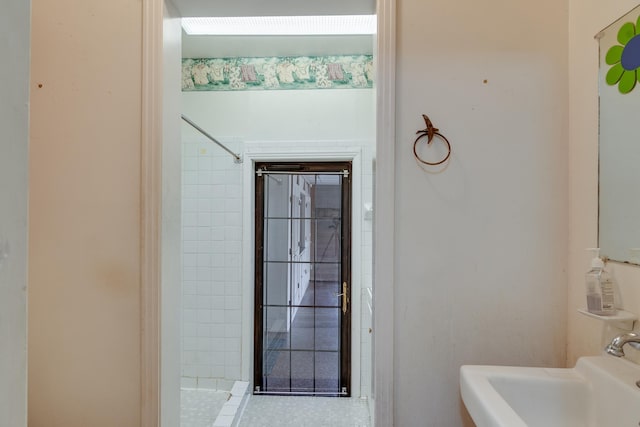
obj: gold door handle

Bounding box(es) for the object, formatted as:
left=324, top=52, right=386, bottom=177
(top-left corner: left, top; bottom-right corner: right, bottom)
left=334, top=282, right=349, bottom=314
left=339, top=282, right=349, bottom=315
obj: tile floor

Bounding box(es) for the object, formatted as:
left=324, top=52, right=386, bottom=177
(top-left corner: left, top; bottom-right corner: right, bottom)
left=263, top=280, right=342, bottom=394
left=237, top=396, right=371, bottom=427
left=181, top=388, right=230, bottom=427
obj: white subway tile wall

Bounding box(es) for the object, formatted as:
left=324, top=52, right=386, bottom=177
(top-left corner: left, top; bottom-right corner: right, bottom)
left=182, top=139, right=244, bottom=391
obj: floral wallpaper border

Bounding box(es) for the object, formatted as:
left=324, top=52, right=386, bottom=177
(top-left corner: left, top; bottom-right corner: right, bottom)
left=182, top=55, right=374, bottom=91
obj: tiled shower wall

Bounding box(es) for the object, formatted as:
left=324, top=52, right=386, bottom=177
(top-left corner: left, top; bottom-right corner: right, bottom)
left=181, top=139, right=244, bottom=390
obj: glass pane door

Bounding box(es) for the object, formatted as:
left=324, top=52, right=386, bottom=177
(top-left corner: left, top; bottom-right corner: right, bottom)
left=254, top=162, right=351, bottom=396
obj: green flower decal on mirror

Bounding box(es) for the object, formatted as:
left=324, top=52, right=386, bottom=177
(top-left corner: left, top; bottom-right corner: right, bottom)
left=606, top=15, right=640, bottom=94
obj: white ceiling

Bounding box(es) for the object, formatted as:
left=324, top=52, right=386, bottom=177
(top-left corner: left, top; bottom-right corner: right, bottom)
left=171, top=0, right=375, bottom=18
left=175, top=0, right=375, bottom=66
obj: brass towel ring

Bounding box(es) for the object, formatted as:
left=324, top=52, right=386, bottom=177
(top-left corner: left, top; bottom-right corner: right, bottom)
left=413, top=114, right=451, bottom=166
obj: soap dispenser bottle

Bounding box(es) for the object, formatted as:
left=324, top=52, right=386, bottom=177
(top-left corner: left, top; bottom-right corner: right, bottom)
left=585, top=248, right=615, bottom=316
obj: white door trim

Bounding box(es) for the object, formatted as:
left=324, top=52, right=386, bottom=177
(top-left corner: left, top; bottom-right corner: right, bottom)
left=141, top=0, right=163, bottom=425
left=373, top=0, right=396, bottom=425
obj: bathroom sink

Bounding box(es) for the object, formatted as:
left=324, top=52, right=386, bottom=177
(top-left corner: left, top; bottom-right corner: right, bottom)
left=460, top=356, right=640, bottom=427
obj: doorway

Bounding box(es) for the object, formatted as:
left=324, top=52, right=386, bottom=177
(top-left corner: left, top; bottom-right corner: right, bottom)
left=153, top=1, right=397, bottom=425
left=253, top=162, right=352, bottom=396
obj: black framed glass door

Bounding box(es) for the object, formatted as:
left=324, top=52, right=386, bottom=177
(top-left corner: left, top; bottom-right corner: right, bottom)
left=254, top=162, right=352, bottom=396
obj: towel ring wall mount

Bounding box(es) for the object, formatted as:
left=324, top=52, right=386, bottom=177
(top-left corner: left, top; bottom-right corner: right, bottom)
left=413, top=114, right=451, bottom=166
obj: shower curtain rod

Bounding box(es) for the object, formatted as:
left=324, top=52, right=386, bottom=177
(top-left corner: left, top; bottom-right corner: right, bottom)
left=181, top=114, right=242, bottom=163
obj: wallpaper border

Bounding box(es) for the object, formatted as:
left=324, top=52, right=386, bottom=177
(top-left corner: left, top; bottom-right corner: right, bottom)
left=182, top=55, right=374, bottom=91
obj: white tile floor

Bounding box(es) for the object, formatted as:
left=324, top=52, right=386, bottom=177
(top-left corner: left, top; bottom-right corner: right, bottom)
left=237, top=396, right=371, bottom=427
left=180, top=385, right=370, bottom=427
left=181, top=388, right=230, bottom=427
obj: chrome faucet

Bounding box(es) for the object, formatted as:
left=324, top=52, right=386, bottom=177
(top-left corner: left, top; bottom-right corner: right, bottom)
left=605, top=332, right=640, bottom=357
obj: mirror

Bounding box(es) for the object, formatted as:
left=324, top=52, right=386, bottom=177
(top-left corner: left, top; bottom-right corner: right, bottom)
left=598, top=4, right=640, bottom=265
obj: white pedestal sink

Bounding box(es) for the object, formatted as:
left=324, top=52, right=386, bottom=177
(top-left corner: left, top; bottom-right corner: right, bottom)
left=460, top=356, right=640, bottom=427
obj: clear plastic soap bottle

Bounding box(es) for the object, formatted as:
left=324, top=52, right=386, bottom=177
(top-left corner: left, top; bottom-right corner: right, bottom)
left=585, top=248, right=615, bottom=316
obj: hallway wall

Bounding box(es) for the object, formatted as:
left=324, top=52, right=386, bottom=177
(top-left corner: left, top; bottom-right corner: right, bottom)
left=29, top=0, right=143, bottom=425
left=394, top=0, right=569, bottom=425
left=567, top=0, right=640, bottom=365
left=0, top=2, right=31, bottom=426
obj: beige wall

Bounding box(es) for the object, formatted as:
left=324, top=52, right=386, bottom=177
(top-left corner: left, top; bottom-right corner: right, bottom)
left=27, top=0, right=640, bottom=425
left=394, top=0, right=568, bottom=425
left=29, top=0, right=142, bottom=425
left=568, top=0, right=640, bottom=365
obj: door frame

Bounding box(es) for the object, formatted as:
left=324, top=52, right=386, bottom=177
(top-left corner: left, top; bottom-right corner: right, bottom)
left=142, top=1, right=396, bottom=425
left=372, top=1, right=396, bottom=424
left=252, top=161, right=353, bottom=396
left=241, top=143, right=364, bottom=396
